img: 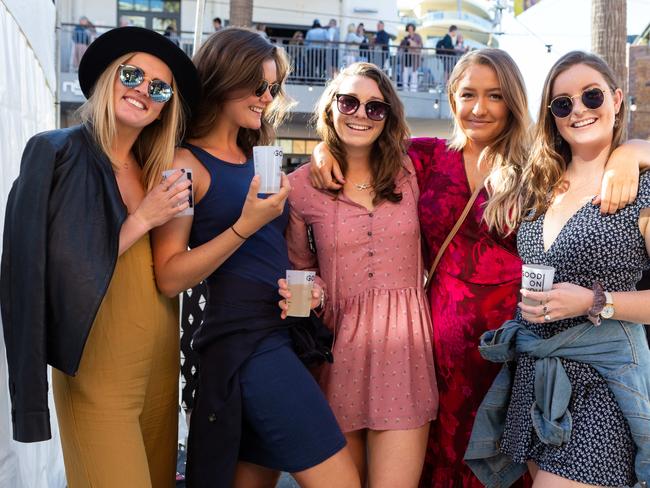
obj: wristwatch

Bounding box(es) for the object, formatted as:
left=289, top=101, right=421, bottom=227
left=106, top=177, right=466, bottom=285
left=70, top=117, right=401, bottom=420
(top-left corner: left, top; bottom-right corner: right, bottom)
left=600, top=291, right=615, bottom=319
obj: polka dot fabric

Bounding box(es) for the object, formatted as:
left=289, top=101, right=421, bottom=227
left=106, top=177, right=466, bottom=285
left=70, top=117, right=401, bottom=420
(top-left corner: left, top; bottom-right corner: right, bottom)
left=286, top=161, right=439, bottom=432
left=499, top=171, right=650, bottom=486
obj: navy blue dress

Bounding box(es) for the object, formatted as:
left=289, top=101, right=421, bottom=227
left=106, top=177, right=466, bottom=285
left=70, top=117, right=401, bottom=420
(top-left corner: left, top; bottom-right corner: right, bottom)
left=183, top=143, right=345, bottom=487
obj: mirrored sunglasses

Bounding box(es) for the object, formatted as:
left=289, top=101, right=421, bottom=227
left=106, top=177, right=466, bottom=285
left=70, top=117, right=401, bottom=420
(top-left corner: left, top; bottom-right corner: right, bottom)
left=119, top=64, right=173, bottom=104
left=335, top=94, right=390, bottom=122
left=548, top=87, right=607, bottom=118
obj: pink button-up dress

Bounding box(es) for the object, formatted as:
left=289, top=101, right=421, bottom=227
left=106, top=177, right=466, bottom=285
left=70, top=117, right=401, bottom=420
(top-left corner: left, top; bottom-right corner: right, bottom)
left=286, top=161, right=438, bottom=432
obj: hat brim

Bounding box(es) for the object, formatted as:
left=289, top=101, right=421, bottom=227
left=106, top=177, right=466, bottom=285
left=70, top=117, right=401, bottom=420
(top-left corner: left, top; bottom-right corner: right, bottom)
left=78, top=26, right=200, bottom=115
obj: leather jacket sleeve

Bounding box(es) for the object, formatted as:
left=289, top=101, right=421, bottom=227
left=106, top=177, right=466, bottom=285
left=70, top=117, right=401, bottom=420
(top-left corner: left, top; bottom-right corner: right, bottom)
left=1, top=133, right=59, bottom=442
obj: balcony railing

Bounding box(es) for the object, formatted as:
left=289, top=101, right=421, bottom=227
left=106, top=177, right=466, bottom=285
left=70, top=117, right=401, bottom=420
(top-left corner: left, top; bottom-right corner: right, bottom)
left=61, top=24, right=458, bottom=93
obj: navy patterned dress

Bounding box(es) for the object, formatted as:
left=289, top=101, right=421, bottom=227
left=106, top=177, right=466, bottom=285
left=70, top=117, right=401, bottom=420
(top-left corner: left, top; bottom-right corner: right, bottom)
left=499, top=172, right=650, bottom=486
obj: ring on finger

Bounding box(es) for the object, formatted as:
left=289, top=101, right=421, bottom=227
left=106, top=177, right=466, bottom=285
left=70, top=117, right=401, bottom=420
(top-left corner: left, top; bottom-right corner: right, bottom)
left=544, top=314, right=551, bottom=323
left=542, top=304, right=548, bottom=315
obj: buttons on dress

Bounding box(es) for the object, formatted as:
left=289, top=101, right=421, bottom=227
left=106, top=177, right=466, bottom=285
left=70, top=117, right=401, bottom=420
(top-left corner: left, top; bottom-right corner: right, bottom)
left=367, top=231, right=372, bottom=236
left=368, top=272, right=374, bottom=278
left=369, top=251, right=374, bottom=256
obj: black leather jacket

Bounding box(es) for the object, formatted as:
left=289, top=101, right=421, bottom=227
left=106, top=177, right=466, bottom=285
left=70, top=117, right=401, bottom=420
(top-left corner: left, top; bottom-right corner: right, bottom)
left=1, top=125, right=126, bottom=442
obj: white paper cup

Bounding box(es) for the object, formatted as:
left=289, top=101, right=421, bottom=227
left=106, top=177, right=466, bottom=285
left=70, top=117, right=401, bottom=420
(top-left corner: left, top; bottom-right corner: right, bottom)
left=162, top=169, right=193, bottom=217
left=286, top=270, right=315, bottom=318
left=521, top=264, right=555, bottom=306
left=253, top=146, right=283, bottom=194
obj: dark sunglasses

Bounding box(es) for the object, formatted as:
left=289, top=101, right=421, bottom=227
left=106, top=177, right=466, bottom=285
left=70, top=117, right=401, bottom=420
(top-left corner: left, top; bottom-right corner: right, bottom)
left=255, top=80, right=281, bottom=98
left=548, top=87, right=608, bottom=118
left=335, top=94, right=390, bottom=122
left=118, top=64, right=173, bottom=103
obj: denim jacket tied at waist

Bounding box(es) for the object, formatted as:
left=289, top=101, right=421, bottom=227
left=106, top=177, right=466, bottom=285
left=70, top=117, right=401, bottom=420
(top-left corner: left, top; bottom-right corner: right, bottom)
left=464, top=318, right=650, bottom=488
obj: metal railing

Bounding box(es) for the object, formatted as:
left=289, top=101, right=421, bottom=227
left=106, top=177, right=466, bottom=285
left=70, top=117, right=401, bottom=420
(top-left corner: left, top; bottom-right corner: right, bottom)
left=60, top=24, right=458, bottom=93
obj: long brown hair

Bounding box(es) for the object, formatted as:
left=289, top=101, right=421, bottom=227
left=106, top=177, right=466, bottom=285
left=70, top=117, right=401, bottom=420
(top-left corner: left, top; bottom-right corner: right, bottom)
left=447, top=49, right=532, bottom=235
left=189, top=27, right=293, bottom=154
left=524, top=51, right=627, bottom=219
left=314, top=62, right=410, bottom=204
left=78, top=53, right=185, bottom=190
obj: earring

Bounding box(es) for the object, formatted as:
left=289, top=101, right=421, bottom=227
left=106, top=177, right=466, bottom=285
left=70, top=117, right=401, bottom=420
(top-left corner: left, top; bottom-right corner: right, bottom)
left=613, top=117, right=619, bottom=128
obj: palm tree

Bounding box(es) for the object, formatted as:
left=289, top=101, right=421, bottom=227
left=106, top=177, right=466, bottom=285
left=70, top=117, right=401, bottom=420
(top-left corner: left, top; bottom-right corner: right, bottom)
left=229, top=0, right=253, bottom=27
left=591, top=0, right=627, bottom=91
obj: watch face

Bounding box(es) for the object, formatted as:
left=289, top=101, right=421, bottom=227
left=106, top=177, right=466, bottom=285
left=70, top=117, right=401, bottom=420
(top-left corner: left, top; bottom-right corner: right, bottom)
left=601, top=304, right=615, bottom=319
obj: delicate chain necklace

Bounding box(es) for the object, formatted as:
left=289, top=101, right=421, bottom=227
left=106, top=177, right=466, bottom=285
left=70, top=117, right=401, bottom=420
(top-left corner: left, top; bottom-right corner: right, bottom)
left=353, top=182, right=372, bottom=191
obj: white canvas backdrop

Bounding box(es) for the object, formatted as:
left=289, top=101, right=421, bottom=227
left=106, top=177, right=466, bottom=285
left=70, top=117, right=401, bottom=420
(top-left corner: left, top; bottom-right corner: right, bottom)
left=0, top=1, right=64, bottom=486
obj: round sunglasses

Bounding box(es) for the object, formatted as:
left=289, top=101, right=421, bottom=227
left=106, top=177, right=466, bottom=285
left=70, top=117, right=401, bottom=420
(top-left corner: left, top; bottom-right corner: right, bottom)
left=548, top=87, right=608, bottom=118
left=335, top=94, right=390, bottom=122
left=255, top=79, right=281, bottom=98
left=119, top=64, right=173, bottom=103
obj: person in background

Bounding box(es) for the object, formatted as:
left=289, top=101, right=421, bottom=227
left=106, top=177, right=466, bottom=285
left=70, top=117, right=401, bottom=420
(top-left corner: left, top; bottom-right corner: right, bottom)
left=373, top=20, right=390, bottom=70
left=306, top=19, right=329, bottom=79
left=436, top=25, right=459, bottom=81
left=1, top=26, right=200, bottom=487
left=399, top=23, right=422, bottom=91
left=289, top=30, right=306, bottom=81
left=308, top=47, right=650, bottom=488
left=151, top=28, right=360, bottom=488
left=212, top=17, right=222, bottom=31
left=280, top=61, right=438, bottom=488
left=71, top=16, right=96, bottom=71
left=327, top=18, right=341, bottom=77
left=357, top=23, right=369, bottom=62
left=344, top=23, right=363, bottom=67
left=163, top=24, right=180, bottom=47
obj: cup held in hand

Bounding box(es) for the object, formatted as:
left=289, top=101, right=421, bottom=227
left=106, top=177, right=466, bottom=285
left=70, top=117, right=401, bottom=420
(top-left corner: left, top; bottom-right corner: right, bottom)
left=521, top=264, right=555, bottom=306
left=286, top=270, right=315, bottom=317
left=253, top=146, right=283, bottom=194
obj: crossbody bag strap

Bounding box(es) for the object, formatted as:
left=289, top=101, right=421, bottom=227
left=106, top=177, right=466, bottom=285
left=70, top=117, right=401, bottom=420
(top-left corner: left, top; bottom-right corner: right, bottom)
left=424, top=185, right=483, bottom=290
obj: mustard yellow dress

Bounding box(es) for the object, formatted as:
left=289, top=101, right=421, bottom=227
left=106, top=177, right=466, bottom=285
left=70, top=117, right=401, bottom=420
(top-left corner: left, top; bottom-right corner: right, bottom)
left=53, top=234, right=179, bottom=488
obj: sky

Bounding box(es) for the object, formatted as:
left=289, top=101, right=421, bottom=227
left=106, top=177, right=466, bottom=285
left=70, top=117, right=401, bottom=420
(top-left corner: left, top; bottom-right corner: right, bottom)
left=497, top=0, right=650, bottom=118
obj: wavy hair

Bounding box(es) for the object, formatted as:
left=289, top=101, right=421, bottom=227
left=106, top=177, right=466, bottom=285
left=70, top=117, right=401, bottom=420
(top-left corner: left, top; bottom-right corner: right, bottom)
left=189, top=27, right=293, bottom=154
left=314, top=62, right=410, bottom=204
left=447, top=48, right=532, bottom=235
left=78, top=53, right=185, bottom=190
left=523, top=51, right=627, bottom=219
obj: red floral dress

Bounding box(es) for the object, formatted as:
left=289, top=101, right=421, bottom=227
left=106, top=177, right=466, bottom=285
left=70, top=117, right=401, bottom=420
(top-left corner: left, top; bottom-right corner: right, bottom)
left=409, top=138, right=530, bottom=488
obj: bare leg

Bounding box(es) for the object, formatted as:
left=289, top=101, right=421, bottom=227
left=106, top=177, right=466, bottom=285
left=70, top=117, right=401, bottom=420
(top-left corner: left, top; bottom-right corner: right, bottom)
left=233, top=461, right=280, bottom=488
left=344, top=430, right=367, bottom=485
left=291, top=446, right=361, bottom=488
left=532, top=470, right=603, bottom=488
left=527, top=461, right=539, bottom=480
left=365, top=424, right=430, bottom=488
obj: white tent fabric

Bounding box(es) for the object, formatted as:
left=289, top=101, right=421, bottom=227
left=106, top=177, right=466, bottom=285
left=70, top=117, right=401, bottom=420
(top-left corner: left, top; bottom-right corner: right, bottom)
left=0, top=1, right=65, bottom=487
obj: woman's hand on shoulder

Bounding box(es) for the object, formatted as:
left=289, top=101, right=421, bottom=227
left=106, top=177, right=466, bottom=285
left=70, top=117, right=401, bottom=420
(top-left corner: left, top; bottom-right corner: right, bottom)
left=519, top=283, right=593, bottom=324
left=235, top=173, right=291, bottom=237
left=132, top=169, right=191, bottom=231
left=596, top=141, right=648, bottom=214
left=309, top=142, right=344, bottom=190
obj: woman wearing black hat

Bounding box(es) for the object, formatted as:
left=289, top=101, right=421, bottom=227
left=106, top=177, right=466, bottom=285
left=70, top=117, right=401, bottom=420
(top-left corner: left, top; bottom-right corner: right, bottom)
left=152, top=28, right=360, bottom=488
left=0, top=27, right=199, bottom=487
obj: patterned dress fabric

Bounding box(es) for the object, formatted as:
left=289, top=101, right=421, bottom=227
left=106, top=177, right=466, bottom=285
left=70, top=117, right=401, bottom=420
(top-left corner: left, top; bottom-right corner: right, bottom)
left=286, top=161, right=439, bottom=432
left=409, top=138, right=530, bottom=488
left=498, top=173, right=650, bottom=487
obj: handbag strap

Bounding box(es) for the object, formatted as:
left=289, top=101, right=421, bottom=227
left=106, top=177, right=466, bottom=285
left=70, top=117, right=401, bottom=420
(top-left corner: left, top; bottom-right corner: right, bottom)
left=425, top=184, right=483, bottom=290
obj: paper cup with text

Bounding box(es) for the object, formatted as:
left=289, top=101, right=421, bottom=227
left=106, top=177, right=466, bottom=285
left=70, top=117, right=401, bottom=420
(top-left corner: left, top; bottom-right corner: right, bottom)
left=521, top=264, right=555, bottom=306
left=162, top=168, right=193, bottom=217
left=286, top=270, right=315, bottom=318
left=253, top=145, right=283, bottom=194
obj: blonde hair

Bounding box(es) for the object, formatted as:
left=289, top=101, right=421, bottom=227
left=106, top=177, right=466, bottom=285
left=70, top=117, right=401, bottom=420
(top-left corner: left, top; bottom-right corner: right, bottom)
left=314, top=62, right=410, bottom=204
left=524, top=51, right=627, bottom=219
left=78, top=53, right=186, bottom=190
left=190, top=28, right=294, bottom=154
left=447, top=48, right=532, bottom=235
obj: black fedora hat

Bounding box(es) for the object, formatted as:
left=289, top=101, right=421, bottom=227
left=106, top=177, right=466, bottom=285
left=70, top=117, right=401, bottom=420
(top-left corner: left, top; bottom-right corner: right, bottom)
left=78, top=26, right=200, bottom=114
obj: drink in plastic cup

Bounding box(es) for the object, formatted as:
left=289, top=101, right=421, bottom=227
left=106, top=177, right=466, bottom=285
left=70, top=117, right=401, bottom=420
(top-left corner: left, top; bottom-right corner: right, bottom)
left=162, top=168, right=193, bottom=217
left=286, top=270, right=315, bottom=318
left=521, top=264, right=555, bottom=306
left=253, top=146, right=283, bottom=194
